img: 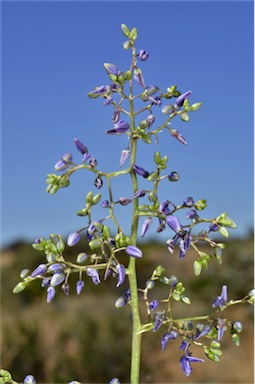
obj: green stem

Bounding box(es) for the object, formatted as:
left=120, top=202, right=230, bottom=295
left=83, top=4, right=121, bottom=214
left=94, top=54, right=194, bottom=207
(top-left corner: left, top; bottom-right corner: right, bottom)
left=128, top=61, right=142, bottom=383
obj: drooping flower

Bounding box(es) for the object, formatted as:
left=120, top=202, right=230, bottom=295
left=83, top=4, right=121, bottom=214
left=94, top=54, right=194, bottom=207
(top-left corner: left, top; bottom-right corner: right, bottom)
left=160, top=200, right=171, bottom=214
left=61, top=282, right=70, bottom=295
left=179, top=232, right=192, bottom=259
left=180, top=355, right=204, bottom=377
left=149, top=299, right=159, bottom=311
left=106, top=120, right=130, bottom=135
left=134, top=68, right=145, bottom=88
left=166, top=215, right=182, bottom=233
left=161, top=331, right=179, bottom=350
left=153, top=313, right=164, bottom=332
left=126, top=245, right=142, bottom=258
left=74, top=138, right=88, bottom=154
left=138, top=49, right=149, bottom=61
left=171, top=129, right=188, bottom=145
left=119, top=148, right=130, bottom=167
left=174, top=90, right=192, bottom=109
left=116, top=264, right=126, bottom=287
left=133, top=164, right=149, bottom=178
left=46, top=286, right=55, bottom=303
left=194, top=324, right=211, bottom=340
left=86, top=268, right=100, bottom=285
left=212, top=285, right=228, bottom=309
left=146, top=114, right=155, bottom=128
left=140, top=218, right=152, bottom=238
left=67, top=232, right=81, bottom=247
left=76, top=280, right=85, bottom=295
left=217, top=319, right=227, bottom=341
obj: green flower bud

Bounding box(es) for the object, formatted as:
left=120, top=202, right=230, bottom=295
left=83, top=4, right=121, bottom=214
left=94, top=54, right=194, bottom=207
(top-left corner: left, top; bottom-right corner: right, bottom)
left=153, top=265, right=165, bottom=277
left=181, top=295, right=191, bottom=305
left=193, top=260, right=202, bottom=276
left=13, top=281, right=27, bottom=294
left=189, top=102, right=202, bottom=111
left=194, top=199, right=207, bottom=210
left=103, top=225, right=111, bottom=239
left=154, top=151, right=161, bottom=164
left=139, top=120, right=148, bottom=129
left=124, top=70, right=132, bottom=80
left=232, top=333, right=240, bottom=346
left=147, top=172, right=158, bottom=181
left=20, top=269, right=30, bottom=279
left=76, top=208, right=89, bottom=216
left=92, top=193, right=101, bottom=205
left=76, top=252, right=88, bottom=263
left=210, top=340, right=221, bottom=348
left=46, top=252, right=57, bottom=263
left=86, top=191, right=93, bottom=204
left=148, top=191, right=158, bottom=203
left=109, top=74, right=118, bottom=82
left=89, top=239, right=102, bottom=250
left=219, top=226, right=229, bottom=238
left=180, top=112, right=190, bottom=122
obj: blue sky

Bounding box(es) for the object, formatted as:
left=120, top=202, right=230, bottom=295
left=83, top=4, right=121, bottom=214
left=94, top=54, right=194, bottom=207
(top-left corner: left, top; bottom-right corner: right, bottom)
left=1, top=0, right=254, bottom=247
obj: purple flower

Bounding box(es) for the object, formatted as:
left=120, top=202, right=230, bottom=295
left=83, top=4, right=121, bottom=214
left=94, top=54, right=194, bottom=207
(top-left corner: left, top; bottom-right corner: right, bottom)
left=61, top=283, right=70, bottom=295
left=31, top=264, right=47, bottom=277
left=104, top=63, right=119, bottom=76
left=183, top=196, right=194, bottom=207
left=119, top=197, right=132, bottom=206
left=134, top=189, right=146, bottom=199
left=67, top=232, right=81, bottom=246
left=62, top=153, right=73, bottom=163
left=140, top=218, right=152, bottom=238
left=76, top=280, right=85, bottom=295
left=168, top=171, right=180, bottom=181
left=152, top=96, right=162, bottom=106
left=116, top=264, right=126, bottom=287
left=179, top=233, right=192, bottom=259
left=50, top=272, right=65, bottom=287
left=186, top=209, right=198, bottom=220
left=47, top=263, right=64, bottom=274
left=101, top=200, right=110, bottom=208
left=119, top=148, right=130, bottom=167
left=46, top=286, right=55, bottom=303
left=54, top=160, right=69, bottom=171
left=103, top=96, right=113, bottom=106
left=149, top=299, right=159, bottom=311
left=74, top=138, right=88, bottom=154
left=146, top=114, right=155, bottom=128
left=126, top=245, right=142, bottom=258
left=161, top=331, right=179, bottom=350
left=106, top=120, right=130, bottom=135
left=82, top=153, right=91, bottom=163
left=194, top=324, right=211, bottom=340
left=180, top=355, right=204, bottom=377
left=212, top=285, right=228, bottom=309
left=112, top=106, right=122, bottom=124
left=138, top=49, right=149, bottom=61
left=86, top=268, right=100, bottom=285
left=94, top=177, right=103, bottom=189
left=209, top=223, right=220, bottom=232
left=160, top=200, right=171, bottom=214
left=174, top=90, right=192, bottom=109
left=89, top=157, right=97, bottom=168
left=133, top=164, right=149, bottom=178
left=109, top=379, right=120, bottom=384
left=134, top=68, right=145, bottom=88
left=217, top=319, right=227, bottom=341
left=171, top=129, right=188, bottom=145
left=166, top=215, right=182, bottom=233
left=153, top=313, right=164, bottom=332
left=179, top=339, right=190, bottom=351
left=23, top=375, right=36, bottom=384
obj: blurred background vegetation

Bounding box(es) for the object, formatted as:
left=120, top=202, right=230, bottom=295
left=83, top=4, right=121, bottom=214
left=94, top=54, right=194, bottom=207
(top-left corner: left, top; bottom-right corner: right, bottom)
left=1, top=234, right=254, bottom=383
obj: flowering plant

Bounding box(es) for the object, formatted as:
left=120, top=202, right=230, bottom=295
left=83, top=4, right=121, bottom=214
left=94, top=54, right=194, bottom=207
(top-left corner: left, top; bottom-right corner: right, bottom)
left=5, top=24, right=253, bottom=384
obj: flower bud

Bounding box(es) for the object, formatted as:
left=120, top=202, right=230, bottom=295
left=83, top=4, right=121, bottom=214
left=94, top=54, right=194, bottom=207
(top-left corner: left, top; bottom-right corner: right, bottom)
left=67, top=232, right=81, bottom=246
left=47, top=263, right=64, bottom=274
left=54, top=160, right=69, bottom=171
left=168, top=171, right=180, bottom=182
left=166, top=215, right=182, bottom=233
left=115, top=296, right=127, bottom=308
left=50, top=272, right=65, bottom=287
left=74, top=138, right=88, bottom=154
left=119, top=197, right=132, bottom=206
left=20, top=269, right=30, bottom=279
left=86, top=268, right=100, bottom=285
left=119, top=148, right=130, bottom=167
left=94, top=177, right=103, bottom=189
left=138, top=49, right=149, bottom=61
left=174, top=91, right=192, bottom=109
left=31, top=264, right=47, bottom=277
left=133, top=165, right=149, bottom=178
left=76, top=280, right=85, bottom=295
left=23, top=375, right=36, bottom=384
left=116, top=264, right=126, bottom=287
left=46, top=286, right=55, bottom=303
left=149, top=299, right=159, bottom=311
left=62, top=153, right=73, bottom=163
left=104, top=63, right=119, bottom=76
left=61, top=283, right=70, bottom=295
left=126, top=245, right=142, bottom=258
left=76, top=252, right=88, bottom=263
left=134, top=68, right=145, bottom=88
left=13, top=281, right=27, bottom=294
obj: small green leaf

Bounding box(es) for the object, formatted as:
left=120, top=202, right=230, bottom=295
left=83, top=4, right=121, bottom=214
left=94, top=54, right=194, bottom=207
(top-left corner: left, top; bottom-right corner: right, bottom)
left=129, top=27, right=137, bottom=40
left=121, top=24, right=130, bottom=37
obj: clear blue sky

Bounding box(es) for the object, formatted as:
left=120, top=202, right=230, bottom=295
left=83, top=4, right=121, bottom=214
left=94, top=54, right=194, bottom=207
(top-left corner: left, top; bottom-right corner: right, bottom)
left=1, top=0, right=254, bottom=247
